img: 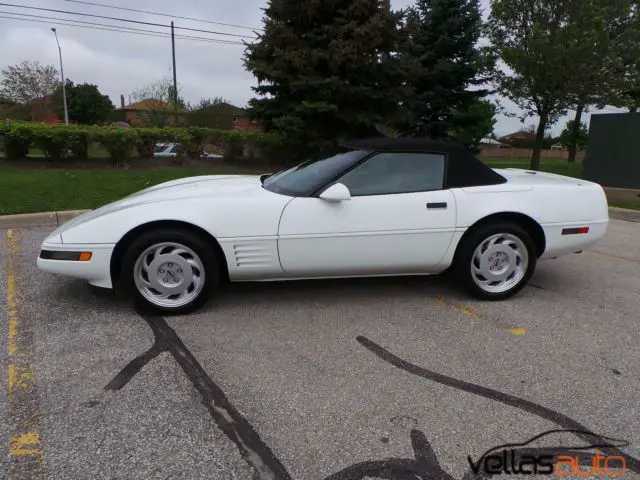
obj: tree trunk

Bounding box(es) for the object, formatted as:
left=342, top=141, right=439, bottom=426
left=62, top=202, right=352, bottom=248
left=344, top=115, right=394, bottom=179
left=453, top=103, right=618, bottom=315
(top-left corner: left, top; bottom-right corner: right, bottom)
left=567, top=104, right=584, bottom=163
left=530, top=114, right=548, bottom=171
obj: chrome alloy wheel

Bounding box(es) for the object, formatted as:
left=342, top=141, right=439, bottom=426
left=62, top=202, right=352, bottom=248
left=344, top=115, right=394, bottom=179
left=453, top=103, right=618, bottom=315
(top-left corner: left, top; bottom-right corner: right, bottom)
left=470, top=233, right=529, bottom=294
left=133, top=242, right=206, bottom=308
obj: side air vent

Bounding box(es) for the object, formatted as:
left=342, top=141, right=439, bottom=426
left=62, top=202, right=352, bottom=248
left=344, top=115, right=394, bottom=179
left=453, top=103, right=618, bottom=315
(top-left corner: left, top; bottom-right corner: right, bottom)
left=233, top=244, right=273, bottom=268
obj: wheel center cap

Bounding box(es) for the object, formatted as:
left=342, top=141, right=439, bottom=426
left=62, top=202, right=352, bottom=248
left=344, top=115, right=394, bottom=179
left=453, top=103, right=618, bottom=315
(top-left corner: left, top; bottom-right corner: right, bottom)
left=488, top=251, right=509, bottom=273
left=158, top=261, right=184, bottom=286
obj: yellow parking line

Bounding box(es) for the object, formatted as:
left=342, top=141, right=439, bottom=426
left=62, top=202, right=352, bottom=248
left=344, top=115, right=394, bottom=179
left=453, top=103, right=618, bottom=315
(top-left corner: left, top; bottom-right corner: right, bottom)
left=5, top=229, right=46, bottom=475
left=7, top=229, right=18, bottom=355
left=10, top=432, right=44, bottom=457
left=436, top=296, right=477, bottom=319
left=436, top=296, right=525, bottom=336
left=509, top=328, right=527, bottom=336
left=8, top=363, right=35, bottom=392
left=587, top=250, right=640, bottom=264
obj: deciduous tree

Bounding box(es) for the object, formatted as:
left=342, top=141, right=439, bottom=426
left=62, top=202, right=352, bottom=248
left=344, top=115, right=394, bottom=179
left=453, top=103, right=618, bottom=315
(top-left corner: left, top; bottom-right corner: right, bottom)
left=559, top=119, right=589, bottom=151
left=51, top=80, right=115, bottom=125
left=131, top=77, right=185, bottom=127
left=487, top=0, right=584, bottom=170
left=0, top=60, right=60, bottom=104
left=561, top=0, right=638, bottom=162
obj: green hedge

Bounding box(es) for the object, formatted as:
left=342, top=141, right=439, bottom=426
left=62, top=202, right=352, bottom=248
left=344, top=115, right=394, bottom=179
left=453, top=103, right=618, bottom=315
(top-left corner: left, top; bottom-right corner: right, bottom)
left=0, top=121, right=283, bottom=165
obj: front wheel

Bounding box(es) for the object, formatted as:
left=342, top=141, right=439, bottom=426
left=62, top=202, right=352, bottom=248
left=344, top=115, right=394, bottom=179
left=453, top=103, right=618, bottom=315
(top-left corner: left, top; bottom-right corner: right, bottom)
left=452, top=223, right=537, bottom=300
left=120, top=228, right=220, bottom=314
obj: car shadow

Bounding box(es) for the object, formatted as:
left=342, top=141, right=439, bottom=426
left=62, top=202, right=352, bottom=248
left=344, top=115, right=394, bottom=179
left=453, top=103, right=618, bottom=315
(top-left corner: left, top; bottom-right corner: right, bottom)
left=75, top=272, right=464, bottom=311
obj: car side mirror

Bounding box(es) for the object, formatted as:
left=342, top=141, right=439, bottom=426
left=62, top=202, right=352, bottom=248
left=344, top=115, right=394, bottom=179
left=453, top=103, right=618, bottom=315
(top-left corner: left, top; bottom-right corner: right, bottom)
left=319, top=183, right=351, bottom=202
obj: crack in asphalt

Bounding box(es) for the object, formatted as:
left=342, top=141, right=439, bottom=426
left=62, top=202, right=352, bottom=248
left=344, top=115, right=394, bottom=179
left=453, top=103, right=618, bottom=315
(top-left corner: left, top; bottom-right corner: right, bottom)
left=105, top=308, right=292, bottom=480
left=104, top=308, right=640, bottom=480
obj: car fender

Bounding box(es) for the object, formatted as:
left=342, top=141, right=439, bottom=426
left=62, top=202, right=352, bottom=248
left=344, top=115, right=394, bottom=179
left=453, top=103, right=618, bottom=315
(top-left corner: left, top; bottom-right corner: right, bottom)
left=57, top=196, right=291, bottom=245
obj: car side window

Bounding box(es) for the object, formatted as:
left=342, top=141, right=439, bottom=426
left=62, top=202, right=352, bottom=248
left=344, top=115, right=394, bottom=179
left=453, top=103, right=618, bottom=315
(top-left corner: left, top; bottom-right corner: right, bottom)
left=335, top=152, right=445, bottom=196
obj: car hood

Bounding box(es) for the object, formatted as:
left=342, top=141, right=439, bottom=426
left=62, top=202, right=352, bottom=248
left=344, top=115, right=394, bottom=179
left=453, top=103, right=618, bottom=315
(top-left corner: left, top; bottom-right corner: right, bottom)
left=51, top=174, right=271, bottom=236
left=125, top=174, right=265, bottom=201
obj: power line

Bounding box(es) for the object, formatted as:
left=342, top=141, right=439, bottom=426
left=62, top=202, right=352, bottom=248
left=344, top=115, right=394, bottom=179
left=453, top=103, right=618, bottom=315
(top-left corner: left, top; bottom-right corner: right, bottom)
left=61, top=0, right=261, bottom=32
left=2, top=10, right=247, bottom=43
left=0, top=14, right=246, bottom=45
left=0, top=3, right=257, bottom=39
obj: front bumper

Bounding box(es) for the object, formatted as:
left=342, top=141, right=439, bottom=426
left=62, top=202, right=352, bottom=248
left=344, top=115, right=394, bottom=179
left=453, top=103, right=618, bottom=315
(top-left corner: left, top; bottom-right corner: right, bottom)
left=37, top=241, right=116, bottom=289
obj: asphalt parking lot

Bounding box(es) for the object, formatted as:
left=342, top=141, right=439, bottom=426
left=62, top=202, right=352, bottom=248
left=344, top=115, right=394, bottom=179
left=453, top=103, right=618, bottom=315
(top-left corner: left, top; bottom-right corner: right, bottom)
left=1, top=220, right=640, bottom=480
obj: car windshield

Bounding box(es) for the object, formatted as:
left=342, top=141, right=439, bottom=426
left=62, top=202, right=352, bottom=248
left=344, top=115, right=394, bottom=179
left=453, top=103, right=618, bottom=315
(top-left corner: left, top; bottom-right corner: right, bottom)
left=154, top=144, right=166, bottom=153
left=262, top=150, right=369, bottom=196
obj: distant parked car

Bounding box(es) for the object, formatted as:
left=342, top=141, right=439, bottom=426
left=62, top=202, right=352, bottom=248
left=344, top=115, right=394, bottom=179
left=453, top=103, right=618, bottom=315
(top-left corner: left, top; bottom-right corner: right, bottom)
left=153, top=143, right=184, bottom=158
left=153, top=143, right=222, bottom=160
left=201, top=151, right=223, bottom=160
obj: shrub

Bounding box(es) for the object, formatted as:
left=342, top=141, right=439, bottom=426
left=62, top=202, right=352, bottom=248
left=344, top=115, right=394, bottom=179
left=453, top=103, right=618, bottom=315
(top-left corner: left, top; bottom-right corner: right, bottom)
left=184, top=126, right=210, bottom=159
left=93, top=127, right=138, bottom=165
left=31, top=124, right=80, bottom=162
left=0, top=121, right=33, bottom=159
left=67, top=126, right=92, bottom=161
left=0, top=122, right=286, bottom=165
left=135, top=127, right=165, bottom=158
left=163, top=128, right=192, bottom=164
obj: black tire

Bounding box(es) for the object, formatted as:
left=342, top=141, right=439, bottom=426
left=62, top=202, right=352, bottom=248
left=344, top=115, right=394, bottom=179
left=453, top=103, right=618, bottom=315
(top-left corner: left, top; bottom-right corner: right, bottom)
left=119, top=228, right=220, bottom=315
left=451, top=222, right=537, bottom=301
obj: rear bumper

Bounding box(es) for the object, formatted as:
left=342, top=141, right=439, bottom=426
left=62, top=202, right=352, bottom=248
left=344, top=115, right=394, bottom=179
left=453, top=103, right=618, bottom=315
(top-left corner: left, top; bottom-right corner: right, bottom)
left=539, top=219, right=608, bottom=260
left=37, top=241, right=115, bottom=289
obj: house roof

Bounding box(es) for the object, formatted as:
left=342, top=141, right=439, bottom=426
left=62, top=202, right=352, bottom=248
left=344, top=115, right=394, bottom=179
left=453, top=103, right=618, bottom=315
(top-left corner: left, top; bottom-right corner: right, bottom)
left=121, top=98, right=186, bottom=112
left=194, top=101, right=247, bottom=115
left=480, top=137, right=504, bottom=145
left=499, top=130, right=537, bottom=140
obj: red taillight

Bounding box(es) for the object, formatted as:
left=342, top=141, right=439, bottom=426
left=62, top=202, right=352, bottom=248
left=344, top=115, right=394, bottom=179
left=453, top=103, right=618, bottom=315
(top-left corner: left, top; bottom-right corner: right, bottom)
left=561, top=226, right=590, bottom=235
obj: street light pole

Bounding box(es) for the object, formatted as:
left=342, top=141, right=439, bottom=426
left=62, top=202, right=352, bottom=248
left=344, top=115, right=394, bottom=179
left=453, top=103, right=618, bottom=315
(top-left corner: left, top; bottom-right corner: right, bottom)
left=51, top=28, right=69, bottom=125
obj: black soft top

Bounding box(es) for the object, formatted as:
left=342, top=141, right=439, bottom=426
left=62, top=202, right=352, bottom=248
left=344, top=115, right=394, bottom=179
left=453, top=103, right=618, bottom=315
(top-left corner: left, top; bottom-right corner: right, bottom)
left=340, top=138, right=507, bottom=188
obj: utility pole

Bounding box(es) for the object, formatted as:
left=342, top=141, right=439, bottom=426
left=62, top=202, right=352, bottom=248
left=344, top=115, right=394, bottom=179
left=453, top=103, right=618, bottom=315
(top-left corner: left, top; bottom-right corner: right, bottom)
left=51, top=28, right=69, bottom=125
left=171, top=21, right=178, bottom=107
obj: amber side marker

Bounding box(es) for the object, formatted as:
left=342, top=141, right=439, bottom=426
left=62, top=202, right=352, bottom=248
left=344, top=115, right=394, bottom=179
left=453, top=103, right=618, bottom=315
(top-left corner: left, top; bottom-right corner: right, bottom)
left=39, top=250, right=92, bottom=261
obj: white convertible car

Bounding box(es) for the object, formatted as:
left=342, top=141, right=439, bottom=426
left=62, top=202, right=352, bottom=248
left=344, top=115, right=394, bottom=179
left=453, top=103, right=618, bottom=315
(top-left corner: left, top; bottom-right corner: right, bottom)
left=37, top=138, right=609, bottom=314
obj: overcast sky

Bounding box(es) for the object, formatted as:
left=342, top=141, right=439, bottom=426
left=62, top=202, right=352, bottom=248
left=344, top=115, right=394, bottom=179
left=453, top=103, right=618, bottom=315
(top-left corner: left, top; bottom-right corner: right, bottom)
left=0, top=0, right=626, bottom=137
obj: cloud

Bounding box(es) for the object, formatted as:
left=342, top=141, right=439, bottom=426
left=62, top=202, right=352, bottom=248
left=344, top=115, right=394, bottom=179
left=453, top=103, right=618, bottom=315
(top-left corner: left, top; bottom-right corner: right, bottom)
left=0, top=0, right=627, bottom=136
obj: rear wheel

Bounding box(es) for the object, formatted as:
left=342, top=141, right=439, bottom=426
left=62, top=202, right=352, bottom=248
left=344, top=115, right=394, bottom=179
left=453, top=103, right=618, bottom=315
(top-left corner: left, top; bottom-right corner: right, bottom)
left=452, top=222, right=536, bottom=300
left=120, top=228, right=220, bottom=314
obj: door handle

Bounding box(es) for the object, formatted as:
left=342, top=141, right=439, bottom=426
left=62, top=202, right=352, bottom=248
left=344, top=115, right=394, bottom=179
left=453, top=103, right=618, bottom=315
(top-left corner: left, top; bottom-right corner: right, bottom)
left=427, top=202, right=447, bottom=209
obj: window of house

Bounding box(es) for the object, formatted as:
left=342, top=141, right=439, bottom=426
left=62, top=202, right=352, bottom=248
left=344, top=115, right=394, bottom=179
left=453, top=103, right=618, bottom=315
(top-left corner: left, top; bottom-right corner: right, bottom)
left=335, top=152, right=446, bottom=196
left=233, top=115, right=238, bottom=123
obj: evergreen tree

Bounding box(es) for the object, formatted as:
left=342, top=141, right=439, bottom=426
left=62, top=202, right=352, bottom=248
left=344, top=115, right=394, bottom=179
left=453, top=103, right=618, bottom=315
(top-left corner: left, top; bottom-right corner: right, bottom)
left=396, top=0, right=491, bottom=141
left=244, top=0, right=409, bottom=159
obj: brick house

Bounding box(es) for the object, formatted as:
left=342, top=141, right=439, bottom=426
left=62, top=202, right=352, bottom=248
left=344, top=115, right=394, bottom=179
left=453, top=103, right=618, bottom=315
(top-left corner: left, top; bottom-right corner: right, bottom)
left=115, top=95, right=262, bottom=131
left=117, top=95, right=185, bottom=126
left=498, top=127, right=538, bottom=145
left=29, top=95, right=61, bottom=124
left=187, top=101, right=263, bottom=132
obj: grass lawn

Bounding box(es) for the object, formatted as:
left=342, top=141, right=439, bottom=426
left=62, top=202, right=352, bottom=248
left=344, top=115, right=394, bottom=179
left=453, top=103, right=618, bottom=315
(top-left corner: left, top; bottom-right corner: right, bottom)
left=609, top=201, right=640, bottom=210
left=0, top=156, right=631, bottom=216
left=0, top=167, right=261, bottom=215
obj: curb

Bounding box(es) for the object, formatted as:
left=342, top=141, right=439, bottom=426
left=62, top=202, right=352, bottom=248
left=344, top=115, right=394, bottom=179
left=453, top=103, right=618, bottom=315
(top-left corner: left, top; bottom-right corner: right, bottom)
left=608, top=206, right=640, bottom=223
left=1, top=206, right=639, bottom=229
left=0, top=210, right=89, bottom=229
